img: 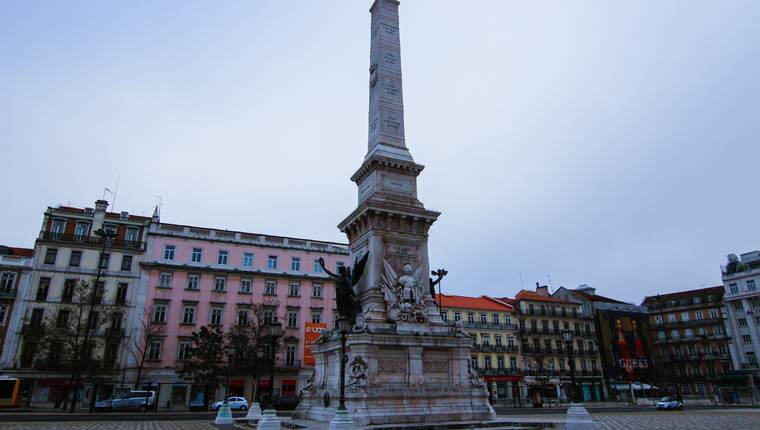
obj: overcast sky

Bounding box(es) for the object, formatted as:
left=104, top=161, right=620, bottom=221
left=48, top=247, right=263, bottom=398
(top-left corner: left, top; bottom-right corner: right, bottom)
left=2, top=1, right=759, bottom=304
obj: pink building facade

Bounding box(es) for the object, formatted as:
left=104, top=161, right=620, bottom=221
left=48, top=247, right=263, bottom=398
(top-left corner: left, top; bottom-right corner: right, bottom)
left=137, top=220, right=348, bottom=409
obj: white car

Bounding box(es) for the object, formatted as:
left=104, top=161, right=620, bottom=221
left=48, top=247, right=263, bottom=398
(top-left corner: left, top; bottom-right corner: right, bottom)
left=656, top=396, right=683, bottom=410
left=211, top=396, right=249, bottom=411
left=95, top=390, right=156, bottom=411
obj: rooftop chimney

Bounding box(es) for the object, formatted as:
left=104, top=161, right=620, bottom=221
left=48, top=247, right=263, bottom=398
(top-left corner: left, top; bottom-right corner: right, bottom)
left=536, top=285, right=549, bottom=296
left=92, top=199, right=109, bottom=232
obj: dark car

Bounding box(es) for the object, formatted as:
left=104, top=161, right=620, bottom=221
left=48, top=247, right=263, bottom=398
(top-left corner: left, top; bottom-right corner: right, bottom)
left=272, top=395, right=300, bottom=410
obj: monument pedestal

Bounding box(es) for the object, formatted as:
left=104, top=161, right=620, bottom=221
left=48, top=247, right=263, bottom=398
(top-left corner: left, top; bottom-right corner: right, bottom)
left=295, top=325, right=496, bottom=426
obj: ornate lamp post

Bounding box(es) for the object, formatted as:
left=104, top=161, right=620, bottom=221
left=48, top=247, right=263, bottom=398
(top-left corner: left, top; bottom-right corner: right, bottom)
left=329, top=316, right=354, bottom=430
left=258, top=317, right=284, bottom=430
left=245, top=346, right=265, bottom=422
left=562, top=330, right=578, bottom=403
left=214, top=345, right=235, bottom=425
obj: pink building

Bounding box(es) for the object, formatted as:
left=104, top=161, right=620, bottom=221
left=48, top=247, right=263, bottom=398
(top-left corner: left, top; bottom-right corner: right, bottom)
left=137, top=219, right=349, bottom=409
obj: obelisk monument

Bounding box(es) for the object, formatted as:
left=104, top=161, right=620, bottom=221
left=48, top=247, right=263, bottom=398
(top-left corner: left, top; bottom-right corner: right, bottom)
left=294, top=0, right=495, bottom=425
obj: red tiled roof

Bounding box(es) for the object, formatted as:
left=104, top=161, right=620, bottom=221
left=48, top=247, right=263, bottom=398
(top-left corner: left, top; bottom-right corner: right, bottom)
left=53, top=206, right=151, bottom=221
left=437, top=294, right=514, bottom=312
left=0, top=246, right=33, bottom=257
left=513, top=290, right=577, bottom=304
left=572, top=290, right=626, bottom=304
left=642, top=286, right=724, bottom=305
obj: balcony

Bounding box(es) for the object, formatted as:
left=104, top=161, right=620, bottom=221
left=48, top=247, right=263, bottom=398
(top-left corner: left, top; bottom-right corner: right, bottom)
left=40, top=232, right=146, bottom=251
left=34, top=359, right=119, bottom=372
left=104, top=327, right=126, bottom=338
left=277, top=359, right=302, bottom=369
left=479, top=368, right=522, bottom=376
left=741, top=363, right=759, bottom=370
left=0, top=288, right=17, bottom=300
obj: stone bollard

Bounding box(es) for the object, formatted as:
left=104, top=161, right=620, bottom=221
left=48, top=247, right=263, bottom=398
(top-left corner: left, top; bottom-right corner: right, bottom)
left=245, top=401, right=263, bottom=424
left=257, top=408, right=281, bottom=430
left=566, top=403, right=596, bottom=430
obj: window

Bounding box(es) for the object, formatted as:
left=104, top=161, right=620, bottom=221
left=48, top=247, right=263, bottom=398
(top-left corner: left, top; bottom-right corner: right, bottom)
left=263, top=309, right=274, bottom=324
left=287, top=310, right=298, bottom=328
left=119, top=255, right=132, bottom=271
left=747, top=280, right=757, bottom=291
left=265, top=280, right=276, bottom=295
left=67, top=250, right=82, bottom=267
left=187, top=274, right=200, bottom=290
left=484, top=356, right=492, bottom=370
left=695, top=310, right=704, bottom=320
left=237, top=309, right=249, bottom=325
left=709, top=308, right=719, bottom=319
left=693, top=296, right=702, bottom=305
left=99, top=253, right=110, bottom=269
left=681, top=312, right=690, bottom=322
left=44, top=248, right=58, bottom=265
left=53, top=309, right=68, bottom=327
left=125, top=228, right=138, bottom=242
left=714, top=325, right=723, bottom=335
left=470, top=357, right=479, bottom=370
left=289, top=282, right=300, bottom=296
left=497, top=356, right=505, bottom=370
left=164, top=245, right=175, bottom=260
left=30, top=308, right=44, bottom=326
left=441, top=312, right=449, bottom=323
left=291, top=257, right=301, bottom=271
left=286, top=345, right=296, bottom=366
left=655, top=315, right=663, bottom=325
left=505, top=315, right=512, bottom=328
left=35, top=278, right=51, bottom=301
left=214, top=277, right=226, bottom=292
left=152, top=304, right=167, bottom=322
left=311, top=311, right=322, bottom=323
left=510, top=357, right=517, bottom=369
left=747, top=352, right=758, bottom=365
left=312, top=283, right=323, bottom=298
left=313, top=259, right=322, bottom=273
left=481, top=333, right=490, bottom=346
left=480, top=313, right=487, bottom=324
left=453, top=312, right=462, bottom=322
left=738, top=318, right=748, bottom=327
left=240, top=278, right=252, bottom=293
left=115, top=283, right=128, bottom=305
left=217, top=250, right=228, bottom=265
left=51, top=219, right=65, bottom=234
left=0, top=304, right=7, bottom=326
left=210, top=308, right=223, bottom=325
left=111, top=312, right=123, bottom=329
left=182, top=306, right=196, bottom=324
left=495, top=335, right=503, bottom=347
left=177, top=342, right=191, bottom=360
left=742, top=335, right=752, bottom=343
left=243, top=253, right=253, bottom=267
left=267, top=256, right=278, bottom=269
left=148, top=341, right=162, bottom=360
left=684, top=328, right=694, bottom=338
left=159, top=272, right=173, bottom=288
left=62, top=279, right=76, bottom=302
left=751, top=297, right=760, bottom=308
left=730, top=283, right=739, bottom=294
left=73, top=222, right=89, bottom=237
left=492, top=314, right=500, bottom=326
left=467, top=313, right=475, bottom=324
left=734, top=302, right=743, bottom=311
left=667, top=313, right=676, bottom=323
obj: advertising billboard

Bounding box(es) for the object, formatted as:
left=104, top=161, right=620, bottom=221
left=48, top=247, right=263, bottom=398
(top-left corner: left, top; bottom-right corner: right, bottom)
left=303, top=322, right=328, bottom=366
left=596, top=310, right=657, bottom=382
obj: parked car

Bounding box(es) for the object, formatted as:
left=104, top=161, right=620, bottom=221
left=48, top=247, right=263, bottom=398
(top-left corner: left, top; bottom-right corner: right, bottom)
left=272, top=395, right=300, bottom=410
left=656, top=396, right=683, bottom=410
left=211, top=396, right=249, bottom=411
left=95, top=390, right=156, bottom=411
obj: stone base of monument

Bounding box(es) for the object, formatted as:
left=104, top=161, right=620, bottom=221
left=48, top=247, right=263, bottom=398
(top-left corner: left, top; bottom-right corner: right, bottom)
left=565, top=403, right=596, bottom=430
left=328, top=407, right=354, bottom=430
left=294, top=326, right=496, bottom=426
left=257, top=409, right=281, bottom=430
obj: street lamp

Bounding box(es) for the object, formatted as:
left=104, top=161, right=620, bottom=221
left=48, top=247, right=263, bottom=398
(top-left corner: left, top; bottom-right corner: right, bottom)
left=258, top=317, right=284, bottom=430
left=246, top=346, right=265, bottom=422
left=215, top=345, right=235, bottom=425
left=562, top=330, right=578, bottom=404
left=329, top=315, right=354, bottom=430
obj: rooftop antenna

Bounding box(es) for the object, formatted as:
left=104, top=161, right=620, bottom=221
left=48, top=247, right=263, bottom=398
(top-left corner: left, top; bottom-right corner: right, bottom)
left=102, top=187, right=113, bottom=201
left=111, top=175, right=120, bottom=211
left=547, top=275, right=553, bottom=289
left=518, top=273, right=524, bottom=289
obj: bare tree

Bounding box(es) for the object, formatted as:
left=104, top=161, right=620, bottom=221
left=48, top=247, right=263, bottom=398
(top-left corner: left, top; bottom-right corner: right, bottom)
left=126, top=305, right=166, bottom=388
left=37, top=279, right=123, bottom=412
